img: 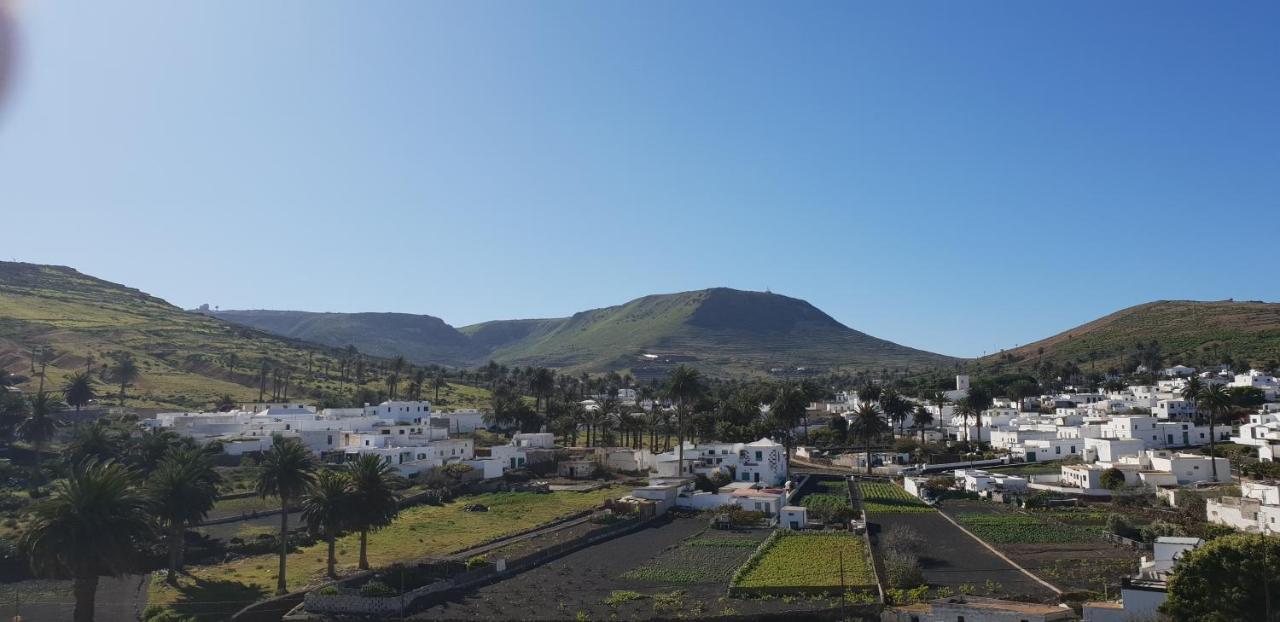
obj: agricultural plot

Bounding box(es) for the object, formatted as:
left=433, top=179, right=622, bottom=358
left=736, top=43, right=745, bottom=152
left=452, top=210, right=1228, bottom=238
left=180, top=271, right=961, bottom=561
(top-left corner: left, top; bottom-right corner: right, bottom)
left=857, top=482, right=932, bottom=514
left=800, top=494, right=853, bottom=522
left=955, top=512, right=1095, bottom=544
left=621, top=531, right=766, bottom=584
left=732, top=532, right=875, bottom=591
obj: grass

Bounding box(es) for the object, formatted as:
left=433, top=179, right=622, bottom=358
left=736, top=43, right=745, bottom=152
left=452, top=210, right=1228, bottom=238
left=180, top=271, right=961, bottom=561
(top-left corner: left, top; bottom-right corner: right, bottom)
left=857, top=482, right=932, bottom=514
left=148, top=487, right=619, bottom=621
left=733, top=532, right=875, bottom=589
left=0, top=262, right=493, bottom=410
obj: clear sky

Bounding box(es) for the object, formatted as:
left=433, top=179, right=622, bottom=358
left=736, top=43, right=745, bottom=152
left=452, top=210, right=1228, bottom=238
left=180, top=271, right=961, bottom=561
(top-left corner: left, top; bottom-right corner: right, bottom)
left=1, top=1, right=1277, bottom=358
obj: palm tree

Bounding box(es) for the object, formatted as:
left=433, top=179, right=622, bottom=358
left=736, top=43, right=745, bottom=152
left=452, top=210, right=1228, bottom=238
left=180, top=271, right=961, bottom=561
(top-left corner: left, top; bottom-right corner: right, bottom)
left=1180, top=375, right=1204, bottom=404
left=847, top=403, right=888, bottom=475
left=529, top=368, right=556, bottom=416
left=347, top=454, right=400, bottom=570
left=912, top=405, right=934, bottom=445
left=1195, top=383, right=1232, bottom=480
left=301, top=469, right=352, bottom=579
left=928, top=391, right=949, bottom=433
left=255, top=436, right=317, bottom=594
left=879, top=389, right=909, bottom=436
left=110, top=355, right=140, bottom=404
left=149, top=447, right=221, bottom=584
left=66, top=422, right=120, bottom=464
left=771, top=383, right=809, bottom=446
left=965, top=385, right=994, bottom=447
left=19, top=460, right=153, bottom=622
left=433, top=368, right=447, bottom=403
left=127, top=427, right=182, bottom=471
left=17, top=393, right=61, bottom=488
left=666, top=365, right=704, bottom=478
left=62, top=372, right=97, bottom=412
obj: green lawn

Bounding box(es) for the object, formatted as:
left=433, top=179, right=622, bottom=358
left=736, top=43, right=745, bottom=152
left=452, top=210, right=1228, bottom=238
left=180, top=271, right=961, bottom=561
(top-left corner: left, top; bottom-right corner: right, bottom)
left=148, top=487, right=620, bottom=621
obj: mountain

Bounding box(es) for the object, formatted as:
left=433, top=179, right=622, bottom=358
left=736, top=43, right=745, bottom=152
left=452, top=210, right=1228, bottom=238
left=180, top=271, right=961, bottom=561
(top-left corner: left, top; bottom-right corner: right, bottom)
left=0, top=262, right=490, bottom=410
left=220, top=288, right=957, bottom=376
left=208, top=310, right=483, bottom=367
left=980, top=300, right=1280, bottom=372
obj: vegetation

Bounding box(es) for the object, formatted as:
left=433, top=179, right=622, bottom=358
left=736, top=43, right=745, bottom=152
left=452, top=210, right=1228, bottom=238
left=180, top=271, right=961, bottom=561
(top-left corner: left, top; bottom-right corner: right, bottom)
left=733, top=532, right=875, bottom=589
left=1163, top=534, right=1280, bottom=621
left=955, top=512, right=1094, bottom=544
left=800, top=494, right=855, bottom=523
left=858, top=482, right=932, bottom=514
left=254, top=436, right=317, bottom=594
left=149, top=447, right=222, bottom=584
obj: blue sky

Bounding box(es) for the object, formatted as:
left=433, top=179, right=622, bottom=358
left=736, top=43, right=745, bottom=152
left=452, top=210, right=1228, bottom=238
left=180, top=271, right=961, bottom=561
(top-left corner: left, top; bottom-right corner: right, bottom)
left=1, top=1, right=1277, bottom=358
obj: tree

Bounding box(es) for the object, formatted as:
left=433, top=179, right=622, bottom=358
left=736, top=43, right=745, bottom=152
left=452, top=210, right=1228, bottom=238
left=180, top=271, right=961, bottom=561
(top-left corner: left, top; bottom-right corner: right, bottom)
left=1100, top=467, right=1126, bottom=490
left=255, top=436, right=317, bottom=594
left=17, top=392, right=61, bottom=488
left=301, top=469, right=352, bottom=579
left=347, top=454, right=400, bottom=570
left=62, top=372, right=97, bottom=412
left=66, top=422, right=120, bottom=464
left=149, top=447, right=221, bottom=584
left=666, top=366, right=705, bottom=477
left=965, top=385, right=994, bottom=446
left=1162, top=534, right=1280, bottom=621
left=912, top=405, right=934, bottom=445
left=879, top=389, right=909, bottom=436
left=847, top=403, right=889, bottom=475
left=1179, top=375, right=1204, bottom=404
left=127, top=428, right=182, bottom=471
left=771, top=383, right=809, bottom=446
left=19, top=460, right=153, bottom=622
left=1195, top=383, right=1232, bottom=480
left=1006, top=379, right=1038, bottom=412
left=529, top=368, right=556, bottom=416
left=928, top=391, right=949, bottom=431
left=110, top=355, right=140, bottom=404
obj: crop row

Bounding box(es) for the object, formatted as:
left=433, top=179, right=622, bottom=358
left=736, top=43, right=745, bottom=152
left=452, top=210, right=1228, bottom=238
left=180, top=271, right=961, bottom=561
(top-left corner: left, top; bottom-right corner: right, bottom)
left=955, top=512, right=1095, bottom=544
left=857, top=482, right=933, bottom=514
left=732, top=532, right=875, bottom=589
left=622, top=532, right=764, bottom=584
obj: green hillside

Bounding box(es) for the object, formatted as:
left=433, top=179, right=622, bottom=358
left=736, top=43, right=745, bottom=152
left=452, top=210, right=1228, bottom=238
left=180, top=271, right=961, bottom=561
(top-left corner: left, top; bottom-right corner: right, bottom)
left=209, top=310, right=483, bottom=367
left=979, top=300, right=1280, bottom=373
left=462, top=288, right=956, bottom=375
left=0, top=263, right=488, bottom=410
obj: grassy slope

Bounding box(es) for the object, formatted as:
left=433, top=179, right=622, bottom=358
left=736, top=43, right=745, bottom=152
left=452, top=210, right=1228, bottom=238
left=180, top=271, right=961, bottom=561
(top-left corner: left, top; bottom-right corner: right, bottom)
left=978, top=300, right=1280, bottom=371
left=0, top=262, right=491, bottom=410
left=465, top=288, right=955, bottom=375
left=209, top=309, right=483, bottom=368
left=148, top=487, right=620, bottom=621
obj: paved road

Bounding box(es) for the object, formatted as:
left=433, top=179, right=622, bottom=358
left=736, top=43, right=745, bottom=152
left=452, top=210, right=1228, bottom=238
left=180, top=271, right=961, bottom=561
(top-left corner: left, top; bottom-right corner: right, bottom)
left=0, top=573, right=149, bottom=622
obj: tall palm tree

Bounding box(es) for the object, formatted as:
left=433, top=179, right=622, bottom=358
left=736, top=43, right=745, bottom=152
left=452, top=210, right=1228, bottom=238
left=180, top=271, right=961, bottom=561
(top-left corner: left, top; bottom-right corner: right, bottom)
left=666, top=365, right=704, bottom=477
left=847, top=403, right=888, bottom=475
left=255, top=436, right=317, bottom=594
left=149, top=447, right=221, bottom=584
left=127, top=427, right=182, bottom=471
left=928, top=391, right=949, bottom=433
left=302, top=469, right=352, bottom=579
left=771, top=383, right=809, bottom=446
left=529, top=368, right=556, bottom=416
left=62, top=372, right=97, bottom=412
left=110, top=356, right=140, bottom=404
left=879, top=389, right=909, bottom=436
left=1195, top=383, right=1232, bottom=480
left=20, top=460, right=153, bottom=622
left=912, top=405, right=934, bottom=445
left=1180, top=375, right=1204, bottom=405
left=17, top=393, right=61, bottom=488
left=347, top=454, right=400, bottom=570
left=965, top=385, right=994, bottom=447
left=66, top=422, right=120, bottom=464
left=432, top=368, right=447, bottom=403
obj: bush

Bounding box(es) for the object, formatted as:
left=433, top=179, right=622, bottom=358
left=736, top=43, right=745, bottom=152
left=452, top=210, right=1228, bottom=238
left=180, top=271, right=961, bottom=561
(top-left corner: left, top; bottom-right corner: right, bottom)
left=465, top=555, right=490, bottom=570
left=1101, top=467, right=1127, bottom=490
left=1106, top=513, right=1139, bottom=540
left=315, top=586, right=339, bottom=596
left=883, top=548, right=925, bottom=588
left=1140, top=519, right=1186, bottom=543
left=359, top=580, right=397, bottom=597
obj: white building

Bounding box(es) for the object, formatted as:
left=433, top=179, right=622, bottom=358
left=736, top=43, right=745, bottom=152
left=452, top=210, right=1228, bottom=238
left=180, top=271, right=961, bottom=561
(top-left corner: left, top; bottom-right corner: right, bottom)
left=1083, top=537, right=1203, bottom=622
left=648, top=438, right=788, bottom=486
left=1207, top=481, right=1280, bottom=532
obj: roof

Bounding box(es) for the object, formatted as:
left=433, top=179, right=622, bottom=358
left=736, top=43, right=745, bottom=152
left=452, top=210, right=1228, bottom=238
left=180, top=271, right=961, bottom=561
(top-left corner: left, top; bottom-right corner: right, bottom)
left=782, top=505, right=805, bottom=511
left=931, top=596, right=1067, bottom=614
left=1156, top=536, right=1204, bottom=545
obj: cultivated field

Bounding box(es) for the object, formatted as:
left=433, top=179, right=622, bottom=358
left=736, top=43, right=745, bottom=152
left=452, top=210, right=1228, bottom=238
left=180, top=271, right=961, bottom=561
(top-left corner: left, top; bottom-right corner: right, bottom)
left=733, top=532, right=875, bottom=590
left=857, top=481, right=932, bottom=513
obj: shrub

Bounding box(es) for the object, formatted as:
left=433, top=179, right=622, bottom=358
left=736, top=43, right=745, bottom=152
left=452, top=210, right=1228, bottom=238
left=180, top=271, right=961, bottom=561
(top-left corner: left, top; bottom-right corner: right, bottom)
left=883, top=548, right=924, bottom=588
left=315, top=586, right=339, bottom=596
left=1106, top=513, right=1139, bottom=540
left=1101, top=467, right=1127, bottom=490
left=1140, top=519, right=1186, bottom=543
left=359, top=580, right=397, bottom=597
left=602, top=590, right=643, bottom=607
left=465, top=555, right=490, bottom=570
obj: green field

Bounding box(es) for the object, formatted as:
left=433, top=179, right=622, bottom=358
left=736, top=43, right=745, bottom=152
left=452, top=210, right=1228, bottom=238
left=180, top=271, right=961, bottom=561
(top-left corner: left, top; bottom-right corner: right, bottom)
left=955, top=512, right=1096, bottom=544
left=733, top=532, right=875, bottom=589
left=148, top=487, right=620, bottom=621
left=857, top=482, right=932, bottom=514
left=621, top=532, right=765, bottom=584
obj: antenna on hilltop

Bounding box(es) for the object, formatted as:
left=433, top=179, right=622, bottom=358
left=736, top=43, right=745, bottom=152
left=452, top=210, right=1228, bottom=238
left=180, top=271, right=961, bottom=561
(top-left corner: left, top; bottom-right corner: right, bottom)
left=765, top=286, right=772, bottom=294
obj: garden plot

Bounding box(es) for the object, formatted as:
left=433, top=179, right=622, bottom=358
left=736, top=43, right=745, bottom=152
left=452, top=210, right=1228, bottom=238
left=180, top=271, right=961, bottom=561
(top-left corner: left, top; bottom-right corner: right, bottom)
left=939, top=500, right=1140, bottom=597
left=732, top=532, right=876, bottom=593
left=621, top=530, right=766, bottom=584
left=857, top=481, right=932, bottom=513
